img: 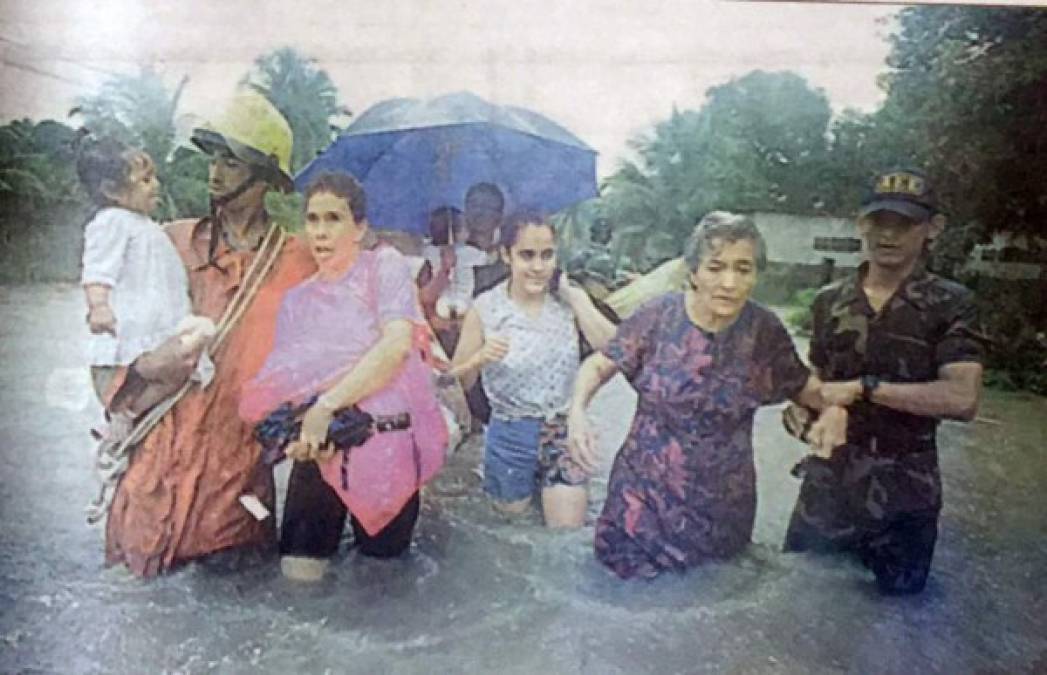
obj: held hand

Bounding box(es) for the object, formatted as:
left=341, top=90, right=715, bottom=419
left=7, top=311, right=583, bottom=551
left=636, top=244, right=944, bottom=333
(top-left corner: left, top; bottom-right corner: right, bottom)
left=285, top=440, right=335, bottom=461
left=175, top=339, right=205, bottom=370
left=820, top=379, right=862, bottom=407
left=806, top=405, right=848, bottom=458
left=567, top=406, right=600, bottom=474
left=781, top=403, right=813, bottom=441
left=290, top=402, right=336, bottom=462
left=473, top=335, right=510, bottom=368
left=284, top=440, right=308, bottom=461
left=176, top=333, right=210, bottom=370
left=87, top=305, right=117, bottom=336
left=176, top=317, right=215, bottom=360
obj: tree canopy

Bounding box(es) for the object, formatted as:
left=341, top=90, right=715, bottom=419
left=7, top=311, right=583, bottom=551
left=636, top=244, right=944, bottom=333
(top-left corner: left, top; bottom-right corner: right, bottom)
left=243, top=47, right=350, bottom=174
left=601, top=70, right=838, bottom=266
left=878, top=6, right=1047, bottom=237
left=598, top=7, right=1047, bottom=272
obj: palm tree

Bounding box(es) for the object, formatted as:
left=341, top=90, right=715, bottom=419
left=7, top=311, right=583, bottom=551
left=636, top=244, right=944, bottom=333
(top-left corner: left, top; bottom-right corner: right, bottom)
left=243, top=47, right=350, bottom=174
left=0, top=119, right=80, bottom=218
left=71, top=68, right=208, bottom=219
left=0, top=118, right=88, bottom=282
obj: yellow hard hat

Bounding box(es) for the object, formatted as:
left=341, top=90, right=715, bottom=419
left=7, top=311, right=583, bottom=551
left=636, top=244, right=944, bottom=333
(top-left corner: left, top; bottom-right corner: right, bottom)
left=191, top=88, right=294, bottom=192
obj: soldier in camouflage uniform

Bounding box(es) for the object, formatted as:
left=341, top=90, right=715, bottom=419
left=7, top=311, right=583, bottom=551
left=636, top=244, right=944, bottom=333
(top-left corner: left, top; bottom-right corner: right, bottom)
left=782, top=169, right=985, bottom=595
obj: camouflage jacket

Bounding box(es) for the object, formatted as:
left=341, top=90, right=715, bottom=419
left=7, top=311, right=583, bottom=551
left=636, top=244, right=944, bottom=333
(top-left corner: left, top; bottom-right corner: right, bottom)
left=810, top=262, right=985, bottom=453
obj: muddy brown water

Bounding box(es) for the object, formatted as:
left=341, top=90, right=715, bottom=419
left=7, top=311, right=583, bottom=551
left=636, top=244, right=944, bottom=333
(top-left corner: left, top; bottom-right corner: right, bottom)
left=1, top=284, right=1045, bottom=673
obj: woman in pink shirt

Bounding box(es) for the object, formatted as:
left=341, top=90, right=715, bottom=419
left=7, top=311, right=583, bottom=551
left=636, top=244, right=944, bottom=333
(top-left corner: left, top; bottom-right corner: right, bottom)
left=240, top=171, right=447, bottom=581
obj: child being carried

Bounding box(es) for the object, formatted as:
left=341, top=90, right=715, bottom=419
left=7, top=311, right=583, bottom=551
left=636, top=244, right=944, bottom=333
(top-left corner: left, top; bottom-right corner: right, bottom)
left=76, top=135, right=215, bottom=523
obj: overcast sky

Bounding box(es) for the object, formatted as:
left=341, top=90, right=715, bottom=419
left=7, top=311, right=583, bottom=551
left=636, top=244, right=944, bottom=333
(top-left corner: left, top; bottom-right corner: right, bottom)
left=1, top=0, right=904, bottom=176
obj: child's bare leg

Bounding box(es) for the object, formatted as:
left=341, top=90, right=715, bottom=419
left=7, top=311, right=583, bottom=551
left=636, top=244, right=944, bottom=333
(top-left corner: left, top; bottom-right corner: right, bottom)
left=541, top=485, right=587, bottom=529
left=111, top=372, right=183, bottom=417
left=132, top=334, right=196, bottom=384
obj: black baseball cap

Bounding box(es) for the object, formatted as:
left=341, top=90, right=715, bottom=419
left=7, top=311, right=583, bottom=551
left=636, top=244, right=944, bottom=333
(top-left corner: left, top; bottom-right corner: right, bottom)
left=859, top=169, right=938, bottom=222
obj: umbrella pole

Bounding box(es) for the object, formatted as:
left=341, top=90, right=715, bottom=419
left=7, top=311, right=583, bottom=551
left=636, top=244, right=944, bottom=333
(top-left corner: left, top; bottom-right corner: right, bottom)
left=448, top=215, right=458, bottom=319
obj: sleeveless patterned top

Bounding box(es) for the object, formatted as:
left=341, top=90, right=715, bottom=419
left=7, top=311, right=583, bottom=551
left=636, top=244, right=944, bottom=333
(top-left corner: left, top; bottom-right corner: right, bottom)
left=472, top=281, right=580, bottom=419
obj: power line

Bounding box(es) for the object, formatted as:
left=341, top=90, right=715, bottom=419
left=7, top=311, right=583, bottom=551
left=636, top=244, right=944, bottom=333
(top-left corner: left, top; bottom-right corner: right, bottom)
left=1, top=57, right=85, bottom=86
left=46, top=57, right=121, bottom=78
left=0, top=30, right=123, bottom=79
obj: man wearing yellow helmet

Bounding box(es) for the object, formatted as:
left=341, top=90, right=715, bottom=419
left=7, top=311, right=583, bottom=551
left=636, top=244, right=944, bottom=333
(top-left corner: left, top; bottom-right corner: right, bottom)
left=105, top=90, right=317, bottom=576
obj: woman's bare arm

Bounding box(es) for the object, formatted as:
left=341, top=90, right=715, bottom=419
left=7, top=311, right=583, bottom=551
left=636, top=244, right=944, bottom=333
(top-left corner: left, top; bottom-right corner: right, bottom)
left=561, top=284, right=616, bottom=351
left=567, top=351, right=620, bottom=473
left=447, top=307, right=508, bottom=390
left=291, top=319, right=413, bottom=460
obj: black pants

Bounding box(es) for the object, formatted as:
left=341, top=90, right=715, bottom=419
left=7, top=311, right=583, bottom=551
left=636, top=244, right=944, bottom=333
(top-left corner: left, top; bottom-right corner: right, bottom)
left=280, top=460, right=420, bottom=559
left=465, top=379, right=491, bottom=426
left=784, top=448, right=941, bottom=595
left=785, top=508, right=938, bottom=595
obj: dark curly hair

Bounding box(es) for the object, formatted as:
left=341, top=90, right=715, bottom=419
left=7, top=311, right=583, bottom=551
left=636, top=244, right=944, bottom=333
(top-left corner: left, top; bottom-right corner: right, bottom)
left=75, top=135, right=137, bottom=207
left=302, top=171, right=367, bottom=223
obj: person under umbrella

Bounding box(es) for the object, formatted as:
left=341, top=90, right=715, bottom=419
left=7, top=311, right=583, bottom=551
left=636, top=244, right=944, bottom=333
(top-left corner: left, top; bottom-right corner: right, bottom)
left=294, top=91, right=597, bottom=239
left=448, top=211, right=615, bottom=527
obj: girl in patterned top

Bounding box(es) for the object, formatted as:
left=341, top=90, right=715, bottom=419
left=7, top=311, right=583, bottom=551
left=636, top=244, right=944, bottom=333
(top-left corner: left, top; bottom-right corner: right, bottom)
left=450, top=211, right=616, bottom=527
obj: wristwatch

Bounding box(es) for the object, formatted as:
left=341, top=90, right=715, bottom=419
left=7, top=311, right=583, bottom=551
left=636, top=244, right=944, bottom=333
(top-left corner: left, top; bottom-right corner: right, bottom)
left=860, top=374, right=881, bottom=402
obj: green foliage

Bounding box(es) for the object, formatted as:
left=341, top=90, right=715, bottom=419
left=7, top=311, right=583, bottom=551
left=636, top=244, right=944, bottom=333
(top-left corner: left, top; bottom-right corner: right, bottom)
left=784, top=287, right=818, bottom=336
left=984, top=364, right=1047, bottom=396
left=881, top=7, right=1047, bottom=238
left=808, top=9, right=1047, bottom=258
left=601, top=70, right=839, bottom=258
left=698, top=71, right=833, bottom=213
left=877, top=7, right=1047, bottom=391
left=961, top=274, right=1047, bottom=394
left=0, top=55, right=350, bottom=283
left=265, top=190, right=304, bottom=232
left=71, top=68, right=208, bottom=221
left=0, top=119, right=86, bottom=283
left=244, top=47, right=350, bottom=174
left=71, top=69, right=182, bottom=169
left=0, top=119, right=80, bottom=207
left=600, top=11, right=1047, bottom=391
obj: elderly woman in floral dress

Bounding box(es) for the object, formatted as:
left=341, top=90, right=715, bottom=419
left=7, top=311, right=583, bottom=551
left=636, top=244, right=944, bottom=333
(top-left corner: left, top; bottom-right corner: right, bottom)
left=568, top=212, right=845, bottom=579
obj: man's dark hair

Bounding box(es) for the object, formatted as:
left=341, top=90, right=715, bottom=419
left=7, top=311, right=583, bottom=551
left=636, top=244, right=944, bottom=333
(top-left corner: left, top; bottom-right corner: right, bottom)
left=465, top=182, right=505, bottom=211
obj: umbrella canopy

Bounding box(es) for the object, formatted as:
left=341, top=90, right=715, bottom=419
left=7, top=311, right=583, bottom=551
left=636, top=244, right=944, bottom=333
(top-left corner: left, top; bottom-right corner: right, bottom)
left=295, top=91, right=598, bottom=235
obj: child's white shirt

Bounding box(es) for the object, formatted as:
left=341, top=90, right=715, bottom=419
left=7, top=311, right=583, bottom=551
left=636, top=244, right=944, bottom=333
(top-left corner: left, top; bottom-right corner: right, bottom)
left=421, top=243, right=489, bottom=313
left=81, top=207, right=211, bottom=383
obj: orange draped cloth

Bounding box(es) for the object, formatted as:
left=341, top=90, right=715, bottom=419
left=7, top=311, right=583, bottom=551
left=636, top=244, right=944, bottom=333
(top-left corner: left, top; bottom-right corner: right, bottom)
left=105, top=218, right=316, bottom=576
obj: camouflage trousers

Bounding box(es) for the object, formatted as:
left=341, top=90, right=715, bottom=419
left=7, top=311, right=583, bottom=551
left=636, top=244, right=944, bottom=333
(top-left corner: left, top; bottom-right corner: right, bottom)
left=783, top=441, right=942, bottom=595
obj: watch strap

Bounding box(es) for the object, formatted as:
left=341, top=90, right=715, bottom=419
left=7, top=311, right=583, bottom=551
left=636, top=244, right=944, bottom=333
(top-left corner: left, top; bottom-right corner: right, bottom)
left=861, top=375, right=881, bottom=402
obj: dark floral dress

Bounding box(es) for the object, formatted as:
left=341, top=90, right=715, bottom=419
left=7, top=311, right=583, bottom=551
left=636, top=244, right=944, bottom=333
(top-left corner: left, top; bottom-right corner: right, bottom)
left=596, top=293, right=810, bottom=579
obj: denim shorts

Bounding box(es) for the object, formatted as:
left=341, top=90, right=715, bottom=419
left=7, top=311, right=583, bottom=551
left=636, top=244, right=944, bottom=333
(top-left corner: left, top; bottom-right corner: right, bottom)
left=483, top=414, right=588, bottom=502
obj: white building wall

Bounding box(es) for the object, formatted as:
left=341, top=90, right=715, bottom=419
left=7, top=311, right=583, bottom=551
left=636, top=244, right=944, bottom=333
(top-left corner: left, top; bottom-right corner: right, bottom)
left=752, top=212, right=863, bottom=267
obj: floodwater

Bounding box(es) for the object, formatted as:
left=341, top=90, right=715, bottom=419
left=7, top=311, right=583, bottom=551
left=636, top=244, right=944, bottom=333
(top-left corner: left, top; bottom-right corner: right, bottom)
left=1, top=284, right=1045, bottom=674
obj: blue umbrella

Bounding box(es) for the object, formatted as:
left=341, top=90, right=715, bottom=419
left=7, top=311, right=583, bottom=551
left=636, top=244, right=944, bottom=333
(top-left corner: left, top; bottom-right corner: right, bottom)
left=295, top=91, right=598, bottom=236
